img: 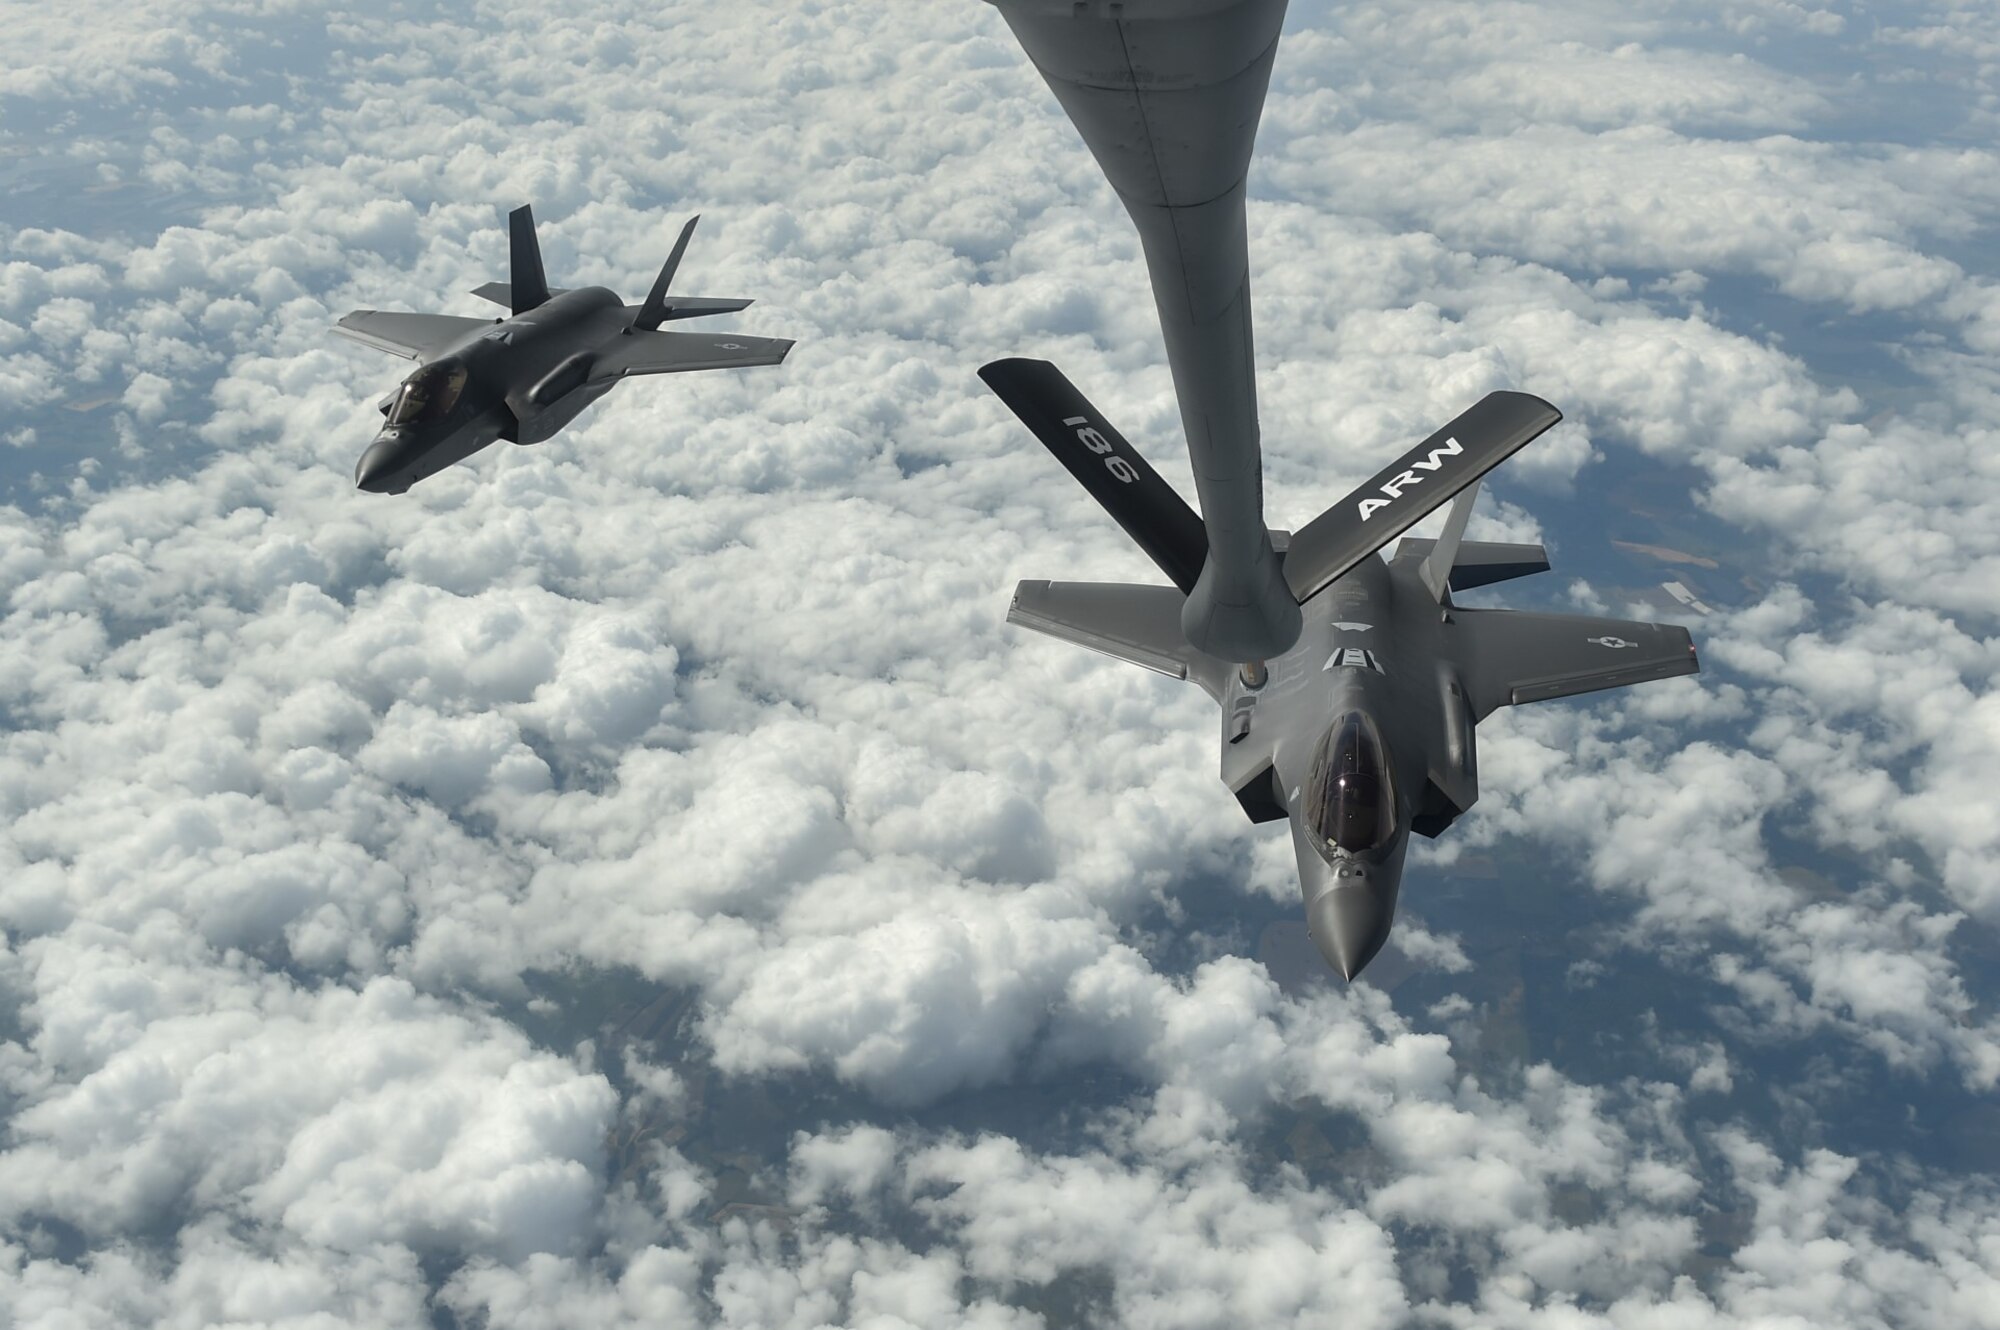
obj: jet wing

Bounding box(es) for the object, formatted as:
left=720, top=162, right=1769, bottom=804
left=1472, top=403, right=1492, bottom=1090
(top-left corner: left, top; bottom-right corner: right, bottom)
left=1008, top=580, right=1196, bottom=681
left=1454, top=608, right=1699, bottom=720
left=588, top=330, right=794, bottom=380
left=333, top=310, right=491, bottom=361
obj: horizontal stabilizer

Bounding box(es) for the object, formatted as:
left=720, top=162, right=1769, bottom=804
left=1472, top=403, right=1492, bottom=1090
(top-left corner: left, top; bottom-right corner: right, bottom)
left=981, top=358, right=1209, bottom=595
left=1456, top=608, right=1698, bottom=721
left=1284, top=391, right=1562, bottom=604
left=1008, top=580, right=1193, bottom=680
left=635, top=296, right=755, bottom=323
left=470, top=282, right=569, bottom=308
left=1393, top=539, right=1551, bottom=591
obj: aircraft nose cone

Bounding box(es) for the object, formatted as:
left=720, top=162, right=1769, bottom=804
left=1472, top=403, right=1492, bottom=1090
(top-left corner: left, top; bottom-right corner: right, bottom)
left=354, top=436, right=407, bottom=494
left=1306, top=874, right=1394, bottom=981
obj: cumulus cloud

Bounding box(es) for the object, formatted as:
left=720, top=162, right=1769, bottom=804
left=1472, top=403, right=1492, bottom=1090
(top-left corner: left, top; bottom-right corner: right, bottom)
left=3, top=0, right=1999, bottom=1324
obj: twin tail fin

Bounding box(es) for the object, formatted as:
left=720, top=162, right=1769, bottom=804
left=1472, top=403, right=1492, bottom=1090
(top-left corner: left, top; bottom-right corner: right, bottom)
left=468, top=206, right=755, bottom=327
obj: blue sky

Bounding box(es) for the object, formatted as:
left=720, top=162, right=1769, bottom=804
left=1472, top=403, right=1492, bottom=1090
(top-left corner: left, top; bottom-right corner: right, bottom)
left=3, top=1, right=1999, bottom=1326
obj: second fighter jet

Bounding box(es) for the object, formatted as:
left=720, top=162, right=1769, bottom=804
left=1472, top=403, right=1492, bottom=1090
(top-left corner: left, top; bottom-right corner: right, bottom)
left=334, top=205, right=793, bottom=494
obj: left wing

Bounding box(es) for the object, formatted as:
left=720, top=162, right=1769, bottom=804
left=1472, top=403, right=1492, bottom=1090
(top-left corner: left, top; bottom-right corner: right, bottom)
left=1454, top=607, right=1698, bottom=721
left=589, top=330, right=793, bottom=380
left=333, top=311, right=491, bottom=361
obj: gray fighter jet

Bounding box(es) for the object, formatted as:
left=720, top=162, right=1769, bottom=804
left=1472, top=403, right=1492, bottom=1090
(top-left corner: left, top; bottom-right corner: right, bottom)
left=985, top=358, right=1699, bottom=979
left=983, top=1, right=1696, bottom=975
left=333, top=205, right=793, bottom=493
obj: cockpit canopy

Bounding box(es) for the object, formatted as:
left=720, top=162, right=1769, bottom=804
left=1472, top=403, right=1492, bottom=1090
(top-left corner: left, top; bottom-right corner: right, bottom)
left=1302, top=711, right=1399, bottom=861
left=385, top=361, right=468, bottom=427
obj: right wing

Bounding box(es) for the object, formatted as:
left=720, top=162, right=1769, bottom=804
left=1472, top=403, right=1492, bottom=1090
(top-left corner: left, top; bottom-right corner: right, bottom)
left=1008, top=580, right=1196, bottom=681
left=333, top=311, right=490, bottom=361
left=1455, top=607, right=1699, bottom=721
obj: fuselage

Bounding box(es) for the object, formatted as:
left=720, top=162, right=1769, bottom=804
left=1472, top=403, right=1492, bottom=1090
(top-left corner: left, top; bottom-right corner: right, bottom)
left=1213, top=551, right=1462, bottom=978
left=354, top=287, right=631, bottom=493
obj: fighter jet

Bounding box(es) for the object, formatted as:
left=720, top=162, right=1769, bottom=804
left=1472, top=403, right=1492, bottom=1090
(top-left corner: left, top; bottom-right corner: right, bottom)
left=333, top=205, right=793, bottom=493
left=981, top=1, right=1696, bottom=976
left=985, top=358, right=1700, bottom=980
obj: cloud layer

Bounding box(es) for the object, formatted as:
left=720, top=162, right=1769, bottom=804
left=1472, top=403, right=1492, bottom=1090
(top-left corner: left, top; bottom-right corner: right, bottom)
left=3, top=0, right=1999, bottom=1324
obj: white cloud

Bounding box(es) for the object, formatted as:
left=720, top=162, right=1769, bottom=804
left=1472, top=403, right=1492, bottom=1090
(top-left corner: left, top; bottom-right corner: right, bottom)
left=0, top=972, right=615, bottom=1262
left=2, top=0, right=1999, bottom=1323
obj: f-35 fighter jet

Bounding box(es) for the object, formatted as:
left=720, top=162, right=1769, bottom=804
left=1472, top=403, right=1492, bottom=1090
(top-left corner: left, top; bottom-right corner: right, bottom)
left=333, top=206, right=793, bottom=493
left=985, top=359, right=1700, bottom=980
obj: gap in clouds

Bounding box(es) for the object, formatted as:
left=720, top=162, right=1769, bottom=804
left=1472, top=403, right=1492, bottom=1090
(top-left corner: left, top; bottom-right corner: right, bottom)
left=1433, top=836, right=2000, bottom=1185
left=0, top=1, right=459, bottom=509
left=514, top=962, right=1153, bottom=1174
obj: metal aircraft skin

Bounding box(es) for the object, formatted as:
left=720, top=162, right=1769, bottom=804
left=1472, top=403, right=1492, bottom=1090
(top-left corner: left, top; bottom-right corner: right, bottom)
left=333, top=205, right=793, bottom=494
left=985, top=359, right=1700, bottom=981
left=985, top=0, right=1300, bottom=662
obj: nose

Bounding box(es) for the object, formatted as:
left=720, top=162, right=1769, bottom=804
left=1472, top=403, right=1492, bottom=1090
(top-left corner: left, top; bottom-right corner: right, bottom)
left=354, top=435, right=409, bottom=494
left=1306, top=870, right=1394, bottom=981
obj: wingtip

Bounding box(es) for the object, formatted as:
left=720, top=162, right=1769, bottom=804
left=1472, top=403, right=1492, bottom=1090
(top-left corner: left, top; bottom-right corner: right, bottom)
left=1492, top=388, right=1563, bottom=424
left=976, top=355, right=1052, bottom=386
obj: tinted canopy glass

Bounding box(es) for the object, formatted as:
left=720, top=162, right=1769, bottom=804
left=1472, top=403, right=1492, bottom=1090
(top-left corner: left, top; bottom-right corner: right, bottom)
left=386, top=362, right=468, bottom=426
left=1303, top=711, right=1399, bottom=859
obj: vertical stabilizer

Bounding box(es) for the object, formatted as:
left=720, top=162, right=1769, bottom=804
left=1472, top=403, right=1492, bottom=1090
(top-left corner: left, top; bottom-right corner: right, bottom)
left=1419, top=481, right=1481, bottom=602
left=635, top=215, right=699, bottom=332
left=986, top=0, right=1299, bottom=663
left=508, top=205, right=552, bottom=315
